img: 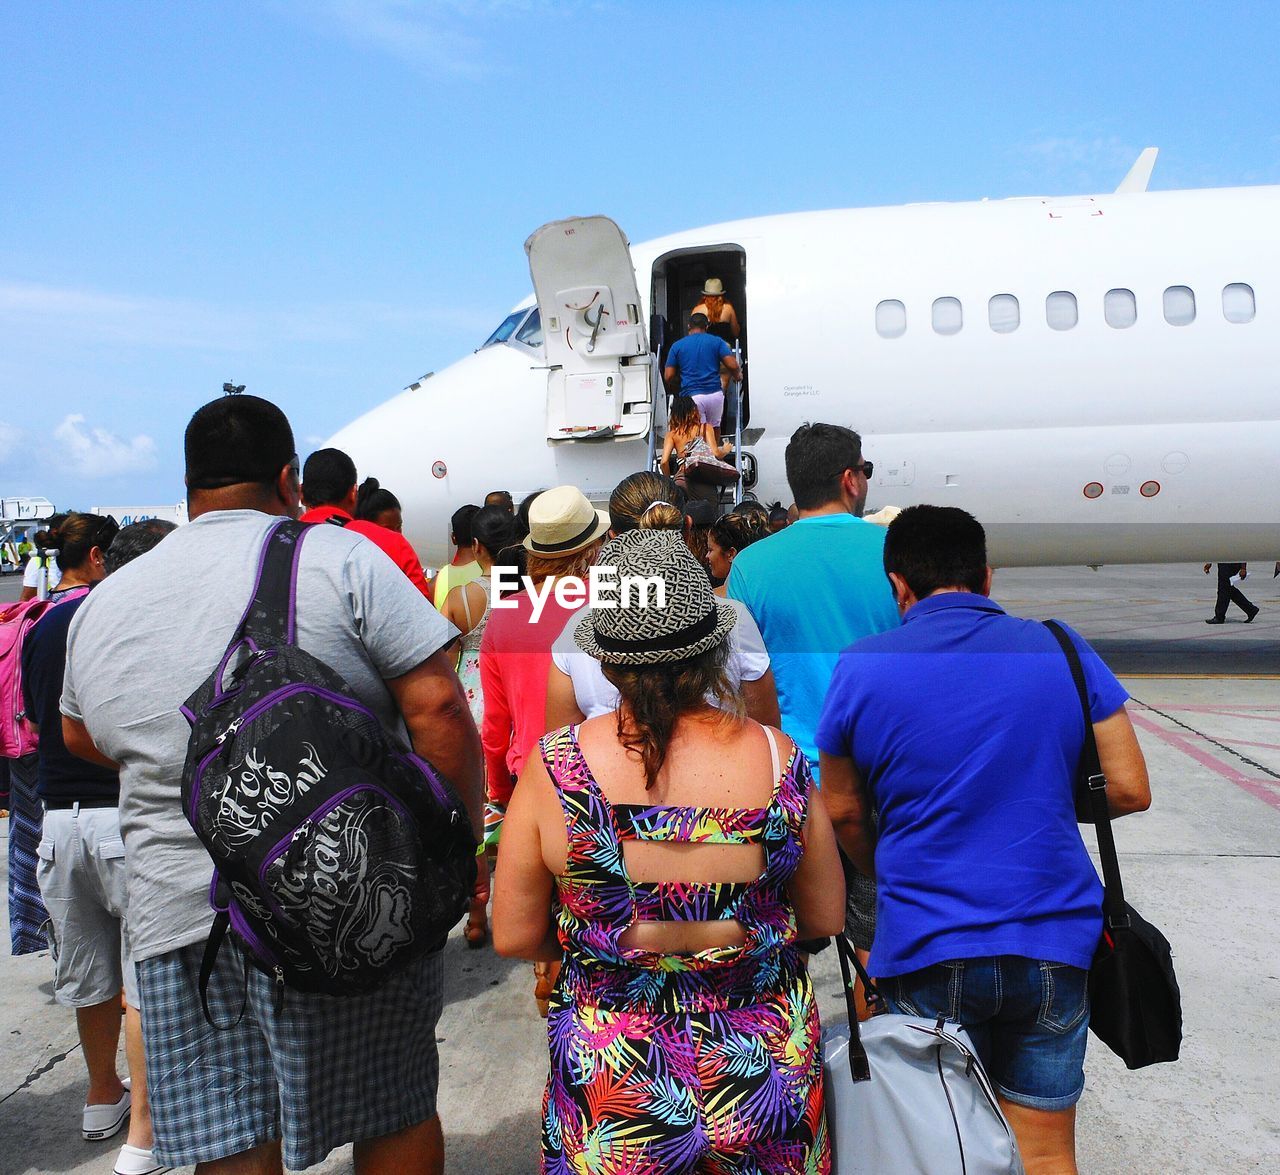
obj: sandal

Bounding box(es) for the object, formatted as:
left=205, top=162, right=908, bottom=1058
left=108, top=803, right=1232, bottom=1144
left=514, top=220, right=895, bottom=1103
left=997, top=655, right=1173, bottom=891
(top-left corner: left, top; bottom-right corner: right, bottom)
left=534, top=961, right=560, bottom=1018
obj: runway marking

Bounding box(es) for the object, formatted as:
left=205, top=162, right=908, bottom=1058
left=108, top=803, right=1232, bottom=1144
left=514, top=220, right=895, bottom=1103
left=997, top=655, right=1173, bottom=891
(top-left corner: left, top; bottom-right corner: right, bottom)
left=1151, top=704, right=1280, bottom=714
left=1216, top=738, right=1280, bottom=753
left=1121, top=673, right=1280, bottom=680
left=1130, top=710, right=1280, bottom=813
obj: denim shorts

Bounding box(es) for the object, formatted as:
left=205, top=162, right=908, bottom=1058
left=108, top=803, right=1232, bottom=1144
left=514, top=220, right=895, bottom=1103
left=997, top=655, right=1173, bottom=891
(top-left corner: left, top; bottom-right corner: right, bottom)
left=884, top=956, right=1090, bottom=1111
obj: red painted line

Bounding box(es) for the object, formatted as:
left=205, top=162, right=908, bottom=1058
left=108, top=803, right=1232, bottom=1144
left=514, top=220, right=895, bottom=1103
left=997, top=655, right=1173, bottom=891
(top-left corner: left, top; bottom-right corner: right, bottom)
left=1154, top=704, right=1280, bottom=715
left=1130, top=712, right=1280, bottom=812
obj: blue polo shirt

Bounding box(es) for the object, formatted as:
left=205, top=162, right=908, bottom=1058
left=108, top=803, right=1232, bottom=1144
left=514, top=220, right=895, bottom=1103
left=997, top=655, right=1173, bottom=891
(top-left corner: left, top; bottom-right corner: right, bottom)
left=815, top=592, right=1128, bottom=977
left=665, top=332, right=731, bottom=396
left=728, top=514, right=899, bottom=777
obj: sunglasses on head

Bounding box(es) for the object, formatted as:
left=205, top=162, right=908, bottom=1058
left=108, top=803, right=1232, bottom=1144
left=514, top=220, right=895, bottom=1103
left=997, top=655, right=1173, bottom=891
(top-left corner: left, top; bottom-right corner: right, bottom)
left=93, top=514, right=120, bottom=550
left=853, top=461, right=875, bottom=479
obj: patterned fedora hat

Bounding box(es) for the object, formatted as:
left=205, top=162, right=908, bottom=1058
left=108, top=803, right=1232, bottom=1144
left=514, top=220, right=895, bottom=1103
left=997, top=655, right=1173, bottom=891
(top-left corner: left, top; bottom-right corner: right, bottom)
left=574, top=529, right=736, bottom=665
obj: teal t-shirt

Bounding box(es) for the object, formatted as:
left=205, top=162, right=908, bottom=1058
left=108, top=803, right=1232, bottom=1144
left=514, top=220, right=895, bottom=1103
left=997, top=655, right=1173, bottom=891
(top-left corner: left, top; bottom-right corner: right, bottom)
left=727, top=513, right=899, bottom=777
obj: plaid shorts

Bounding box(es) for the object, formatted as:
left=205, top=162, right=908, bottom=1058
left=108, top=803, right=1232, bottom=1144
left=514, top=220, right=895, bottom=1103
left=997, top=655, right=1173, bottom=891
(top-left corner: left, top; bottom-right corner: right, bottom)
left=136, top=939, right=444, bottom=1169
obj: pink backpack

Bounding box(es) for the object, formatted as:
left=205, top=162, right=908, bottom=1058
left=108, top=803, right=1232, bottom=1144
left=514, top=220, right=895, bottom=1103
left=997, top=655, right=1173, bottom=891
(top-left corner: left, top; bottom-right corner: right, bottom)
left=0, top=590, right=88, bottom=758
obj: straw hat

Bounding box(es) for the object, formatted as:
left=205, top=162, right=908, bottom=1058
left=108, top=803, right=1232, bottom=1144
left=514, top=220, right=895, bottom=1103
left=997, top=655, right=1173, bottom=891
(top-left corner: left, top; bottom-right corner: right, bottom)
left=523, top=485, right=610, bottom=556
left=574, top=530, right=736, bottom=665
left=701, top=278, right=725, bottom=297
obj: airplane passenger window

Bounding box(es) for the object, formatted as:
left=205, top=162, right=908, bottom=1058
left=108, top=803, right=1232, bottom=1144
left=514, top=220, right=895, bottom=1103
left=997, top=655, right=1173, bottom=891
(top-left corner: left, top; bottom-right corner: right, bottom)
left=875, top=299, right=907, bottom=338
left=1163, top=286, right=1196, bottom=326
left=1221, top=283, right=1255, bottom=324
left=481, top=309, right=529, bottom=348
left=515, top=307, right=544, bottom=346
left=1104, top=288, right=1137, bottom=329
left=1046, top=291, right=1078, bottom=331
left=932, top=297, right=962, bottom=335
left=988, top=294, right=1019, bottom=333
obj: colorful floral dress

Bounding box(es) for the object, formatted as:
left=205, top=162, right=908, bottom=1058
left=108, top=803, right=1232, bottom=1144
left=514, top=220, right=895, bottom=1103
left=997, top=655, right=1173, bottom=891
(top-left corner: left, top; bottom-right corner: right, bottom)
left=539, top=724, right=829, bottom=1174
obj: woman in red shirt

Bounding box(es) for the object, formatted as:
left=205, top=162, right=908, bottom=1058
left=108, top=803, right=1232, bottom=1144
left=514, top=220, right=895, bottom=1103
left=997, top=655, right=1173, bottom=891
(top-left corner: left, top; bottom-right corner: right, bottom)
left=479, top=485, right=607, bottom=1012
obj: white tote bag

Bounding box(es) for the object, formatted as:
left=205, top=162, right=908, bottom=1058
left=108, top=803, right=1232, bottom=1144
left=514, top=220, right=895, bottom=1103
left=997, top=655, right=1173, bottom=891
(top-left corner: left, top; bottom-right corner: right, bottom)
left=823, top=937, right=1024, bottom=1174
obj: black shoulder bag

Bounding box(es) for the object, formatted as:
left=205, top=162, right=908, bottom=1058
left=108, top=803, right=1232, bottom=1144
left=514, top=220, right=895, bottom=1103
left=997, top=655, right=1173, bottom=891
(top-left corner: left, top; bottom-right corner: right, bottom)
left=1045, top=620, right=1182, bottom=1069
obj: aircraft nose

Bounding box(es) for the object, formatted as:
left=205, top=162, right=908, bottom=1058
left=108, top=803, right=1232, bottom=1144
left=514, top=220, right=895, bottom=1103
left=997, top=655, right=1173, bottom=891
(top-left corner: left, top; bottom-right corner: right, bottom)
left=325, top=345, right=546, bottom=561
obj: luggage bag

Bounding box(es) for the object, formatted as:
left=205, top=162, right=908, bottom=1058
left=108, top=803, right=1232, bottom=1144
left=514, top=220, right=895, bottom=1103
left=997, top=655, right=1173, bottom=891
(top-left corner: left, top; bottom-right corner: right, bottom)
left=823, top=935, right=1024, bottom=1174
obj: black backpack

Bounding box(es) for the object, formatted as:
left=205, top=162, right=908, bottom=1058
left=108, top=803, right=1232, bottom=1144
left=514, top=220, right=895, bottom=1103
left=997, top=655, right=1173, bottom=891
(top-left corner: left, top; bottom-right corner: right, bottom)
left=180, top=520, right=476, bottom=1013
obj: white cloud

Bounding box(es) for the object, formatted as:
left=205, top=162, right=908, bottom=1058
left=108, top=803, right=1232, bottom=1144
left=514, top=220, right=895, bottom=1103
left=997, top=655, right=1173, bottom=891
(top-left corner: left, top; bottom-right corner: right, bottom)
left=0, top=421, right=20, bottom=466
left=304, top=0, right=589, bottom=75
left=1021, top=136, right=1138, bottom=191
left=0, top=280, right=493, bottom=354
left=50, top=415, right=158, bottom=479
left=314, top=0, right=492, bottom=75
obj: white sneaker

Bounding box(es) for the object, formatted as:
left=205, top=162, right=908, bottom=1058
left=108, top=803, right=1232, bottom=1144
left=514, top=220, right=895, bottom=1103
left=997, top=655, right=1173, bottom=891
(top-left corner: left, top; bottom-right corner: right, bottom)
left=114, top=1144, right=170, bottom=1175
left=82, top=1089, right=131, bottom=1140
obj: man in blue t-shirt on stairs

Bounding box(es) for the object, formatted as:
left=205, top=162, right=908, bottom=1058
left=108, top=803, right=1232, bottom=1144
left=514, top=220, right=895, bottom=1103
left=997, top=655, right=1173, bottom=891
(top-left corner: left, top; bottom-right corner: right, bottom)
left=664, top=312, right=742, bottom=456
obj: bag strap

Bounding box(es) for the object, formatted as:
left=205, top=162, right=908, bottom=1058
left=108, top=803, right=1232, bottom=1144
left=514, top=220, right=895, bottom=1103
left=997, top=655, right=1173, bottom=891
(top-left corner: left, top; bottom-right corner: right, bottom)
left=835, top=933, right=876, bottom=1082
left=238, top=519, right=309, bottom=648
left=1043, top=621, right=1130, bottom=929
left=208, top=521, right=308, bottom=695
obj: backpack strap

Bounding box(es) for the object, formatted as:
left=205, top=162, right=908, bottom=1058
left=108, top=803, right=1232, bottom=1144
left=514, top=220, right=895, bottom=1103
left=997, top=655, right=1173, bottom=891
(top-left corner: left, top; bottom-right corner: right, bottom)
left=209, top=521, right=308, bottom=696
left=238, top=519, right=309, bottom=648
left=199, top=875, right=249, bottom=1029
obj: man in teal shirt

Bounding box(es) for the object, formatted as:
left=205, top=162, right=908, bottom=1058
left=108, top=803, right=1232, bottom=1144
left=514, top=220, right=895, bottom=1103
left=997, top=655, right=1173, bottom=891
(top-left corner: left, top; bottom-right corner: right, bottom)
left=728, top=422, right=900, bottom=776
left=728, top=422, right=899, bottom=951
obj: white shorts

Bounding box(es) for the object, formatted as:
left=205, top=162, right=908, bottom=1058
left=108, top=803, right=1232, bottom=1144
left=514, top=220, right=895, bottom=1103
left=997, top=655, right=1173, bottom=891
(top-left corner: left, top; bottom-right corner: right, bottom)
left=691, top=390, right=725, bottom=427
left=37, top=804, right=137, bottom=1007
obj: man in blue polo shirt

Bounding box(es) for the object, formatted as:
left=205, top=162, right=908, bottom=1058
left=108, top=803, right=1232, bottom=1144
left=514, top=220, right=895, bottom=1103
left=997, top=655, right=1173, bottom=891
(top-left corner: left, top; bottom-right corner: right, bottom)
left=817, top=504, right=1152, bottom=1175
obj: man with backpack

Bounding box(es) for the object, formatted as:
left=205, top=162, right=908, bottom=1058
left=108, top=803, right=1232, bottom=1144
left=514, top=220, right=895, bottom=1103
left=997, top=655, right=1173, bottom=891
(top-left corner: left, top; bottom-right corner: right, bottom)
left=60, top=394, right=483, bottom=1175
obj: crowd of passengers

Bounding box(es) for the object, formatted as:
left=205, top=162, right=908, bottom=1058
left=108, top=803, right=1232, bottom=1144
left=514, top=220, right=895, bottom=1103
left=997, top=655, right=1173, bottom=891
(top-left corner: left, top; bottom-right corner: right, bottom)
left=3, top=392, right=1151, bottom=1175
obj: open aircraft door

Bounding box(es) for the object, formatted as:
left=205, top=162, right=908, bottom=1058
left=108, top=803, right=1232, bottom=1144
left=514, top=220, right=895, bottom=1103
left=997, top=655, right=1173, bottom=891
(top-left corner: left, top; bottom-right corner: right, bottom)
left=525, top=216, right=653, bottom=443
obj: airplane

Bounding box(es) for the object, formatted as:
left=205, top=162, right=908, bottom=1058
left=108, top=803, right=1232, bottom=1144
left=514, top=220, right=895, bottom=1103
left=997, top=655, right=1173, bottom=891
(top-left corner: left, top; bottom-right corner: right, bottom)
left=327, top=149, right=1280, bottom=569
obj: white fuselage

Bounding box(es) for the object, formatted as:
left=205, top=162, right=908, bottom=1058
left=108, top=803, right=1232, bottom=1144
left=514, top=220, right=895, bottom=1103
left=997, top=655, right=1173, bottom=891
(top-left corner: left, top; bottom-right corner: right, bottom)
left=329, top=185, right=1280, bottom=567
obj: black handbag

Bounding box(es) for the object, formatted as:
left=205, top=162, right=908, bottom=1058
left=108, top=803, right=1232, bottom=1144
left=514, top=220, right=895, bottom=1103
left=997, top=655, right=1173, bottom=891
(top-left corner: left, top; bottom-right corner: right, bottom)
left=1045, top=621, right=1183, bottom=1069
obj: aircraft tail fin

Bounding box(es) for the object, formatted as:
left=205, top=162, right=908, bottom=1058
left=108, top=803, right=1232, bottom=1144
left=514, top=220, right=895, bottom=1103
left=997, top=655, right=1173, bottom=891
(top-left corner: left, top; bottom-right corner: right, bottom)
left=1115, top=147, right=1159, bottom=193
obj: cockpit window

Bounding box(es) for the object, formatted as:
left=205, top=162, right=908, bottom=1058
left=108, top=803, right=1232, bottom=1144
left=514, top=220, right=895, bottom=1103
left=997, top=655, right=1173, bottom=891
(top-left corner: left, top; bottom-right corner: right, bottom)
left=481, top=310, right=528, bottom=349
left=515, top=308, right=543, bottom=347
left=480, top=306, right=544, bottom=351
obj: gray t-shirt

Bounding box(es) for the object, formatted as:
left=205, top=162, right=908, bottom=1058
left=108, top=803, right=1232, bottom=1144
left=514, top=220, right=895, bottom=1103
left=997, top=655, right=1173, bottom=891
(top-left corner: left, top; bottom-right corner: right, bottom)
left=61, top=509, right=456, bottom=962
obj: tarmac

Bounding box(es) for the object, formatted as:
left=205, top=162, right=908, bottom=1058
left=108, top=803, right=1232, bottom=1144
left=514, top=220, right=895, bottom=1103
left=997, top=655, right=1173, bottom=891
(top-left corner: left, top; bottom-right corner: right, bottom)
left=1, top=562, right=1277, bottom=1174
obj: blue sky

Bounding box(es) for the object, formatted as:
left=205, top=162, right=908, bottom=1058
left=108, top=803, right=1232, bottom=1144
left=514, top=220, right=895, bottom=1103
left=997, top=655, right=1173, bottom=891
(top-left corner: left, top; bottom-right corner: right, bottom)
left=2, top=0, right=1276, bottom=509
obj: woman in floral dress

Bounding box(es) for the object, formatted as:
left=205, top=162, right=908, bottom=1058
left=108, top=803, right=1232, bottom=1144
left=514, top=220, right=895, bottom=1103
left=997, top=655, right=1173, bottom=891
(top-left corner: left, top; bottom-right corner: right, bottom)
left=494, top=530, right=845, bottom=1173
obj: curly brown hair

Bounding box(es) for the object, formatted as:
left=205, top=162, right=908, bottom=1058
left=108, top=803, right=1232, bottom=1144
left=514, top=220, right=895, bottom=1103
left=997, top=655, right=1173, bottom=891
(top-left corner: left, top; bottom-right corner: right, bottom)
left=601, top=641, right=742, bottom=789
